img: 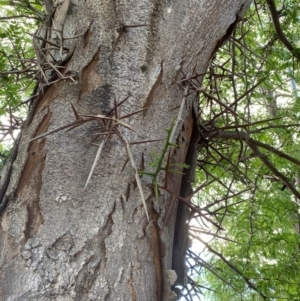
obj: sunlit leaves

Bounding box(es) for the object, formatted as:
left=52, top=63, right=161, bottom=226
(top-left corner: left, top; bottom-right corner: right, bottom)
left=188, top=1, right=300, bottom=300
left=0, top=0, right=41, bottom=147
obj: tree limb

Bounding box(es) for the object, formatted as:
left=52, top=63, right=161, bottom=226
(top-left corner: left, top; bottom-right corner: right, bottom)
left=215, top=130, right=300, bottom=200
left=247, top=140, right=300, bottom=200
left=266, top=0, right=299, bottom=59
left=217, top=130, right=300, bottom=167
left=198, top=237, right=267, bottom=300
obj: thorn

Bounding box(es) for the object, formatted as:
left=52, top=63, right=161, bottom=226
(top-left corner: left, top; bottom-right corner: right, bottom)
left=70, top=103, right=80, bottom=120
left=84, top=140, right=105, bottom=189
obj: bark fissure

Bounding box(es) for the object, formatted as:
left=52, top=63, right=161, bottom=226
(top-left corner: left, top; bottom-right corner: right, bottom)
left=128, top=264, right=138, bottom=301
left=172, top=107, right=200, bottom=287
left=79, top=47, right=102, bottom=100
left=150, top=210, right=164, bottom=301
left=16, top=110, right=50, bottom=193
left=16, top=110, right=51, bottom=241
left=142, top=68, right=163, bottom=115
left=84, top=23, right=93, bottom=49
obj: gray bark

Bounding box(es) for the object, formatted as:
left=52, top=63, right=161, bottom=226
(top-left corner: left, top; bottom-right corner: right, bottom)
left=0, top=0, right=251, bottom=300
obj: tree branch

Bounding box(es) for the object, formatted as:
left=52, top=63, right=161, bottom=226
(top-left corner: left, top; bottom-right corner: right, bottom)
left=247, top=140, right=300, bottom=200
left=0, top=15, right=41, bottom=21
left=216, top=130, right=300, bottom=200
left=198, top=237, right=267, bottom=300
left=266, top=0, right=299, bottom=59
left=217, top=130, right=300, bottom=167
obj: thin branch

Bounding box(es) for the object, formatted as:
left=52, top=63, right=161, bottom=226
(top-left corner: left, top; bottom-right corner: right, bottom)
left=217, top=130, right=300, bottom=167
left=0, top=15, right=40, bottom=21
left=189, top=228, right=238, bottom=243
left=266, top=0, right=299, bottom=59
left=198, top=237, right=267, bottom=300
left=250, top=123, right=300, bottom=133
left=188, top=250, right=240, bottom=292
left=247, top=140, right=300, bottom=200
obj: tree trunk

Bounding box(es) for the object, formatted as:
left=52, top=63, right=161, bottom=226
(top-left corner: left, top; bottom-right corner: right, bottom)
left=0, top=0, right=251, bottom=300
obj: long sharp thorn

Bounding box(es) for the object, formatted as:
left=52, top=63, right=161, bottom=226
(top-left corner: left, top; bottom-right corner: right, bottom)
left=64, top=120, right=88, bottom=132
left=107, top=94, right=131, bottom=115
left=70, top=103, right=80, bottom=120
left=126, top=24, right=147, bottom=28
left=112, top=31, right=123, bottom=52
left=120, top=107, right=148, bottom=119
left=120, top=157, right=129, bottom=173
left=114, top=119, right=134, bottom=130
left=84, top=140, right=105, bottom=189
left=25, top=121, right=80, bottom=144
left=123, top=137, right=149, bottom=221
left=80, top=114, right=110, bottom=120
left=129, top=139, right=164, bottom=145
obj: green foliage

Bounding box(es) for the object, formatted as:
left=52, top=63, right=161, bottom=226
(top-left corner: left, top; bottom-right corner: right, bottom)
left=0, top=144, right=11, bottom=168
left=139, top=121, right=186, bottom=200
left=184, top=1, right=300, bottom=300
left=0, top=0, right=42, bottom=154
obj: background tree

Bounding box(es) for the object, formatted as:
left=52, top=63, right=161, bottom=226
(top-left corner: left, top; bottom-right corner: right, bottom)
left=0, top=0, right=253, bottom=300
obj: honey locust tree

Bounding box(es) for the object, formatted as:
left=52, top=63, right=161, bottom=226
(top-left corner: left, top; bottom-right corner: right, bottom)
left=0, top=0, right=253, bottom=300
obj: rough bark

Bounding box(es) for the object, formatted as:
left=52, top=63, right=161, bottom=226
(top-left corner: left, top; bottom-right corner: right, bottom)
left=0, top=0, right=251, bottom=300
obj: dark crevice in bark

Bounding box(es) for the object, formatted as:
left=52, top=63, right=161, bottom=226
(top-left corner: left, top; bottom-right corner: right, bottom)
left=128, top=265, right=138, bottom=301
left=142, top=68, right=163, bottom=115
left=74, top=256, right=102, bottom=300
left=0, top=135, right=20, bottom=216
left=74, top=210, right=114, bottom=300
left=172, top=110, right=200, bottom=288
left=79, top=47, right=102, bottom=100
left=266, top=0, right=299, bottom=59
left=149, top=209, right=164, bottom=301
left=18, top=110, right=50, bottom=241
left=84, top=23, right=93, bottom=48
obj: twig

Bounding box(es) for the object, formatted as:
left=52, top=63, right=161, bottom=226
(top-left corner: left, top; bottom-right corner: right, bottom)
left=266, top=0, right=299, bottom=59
